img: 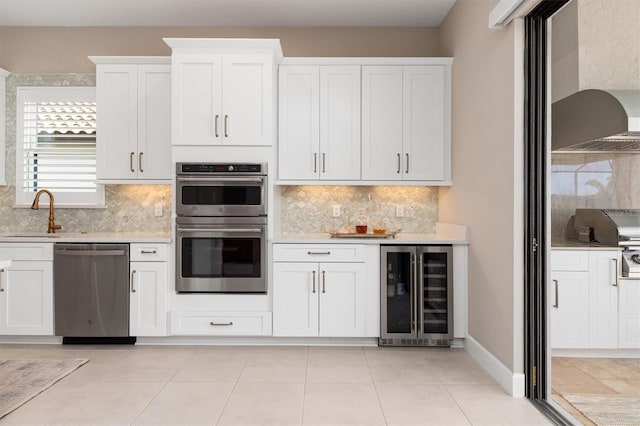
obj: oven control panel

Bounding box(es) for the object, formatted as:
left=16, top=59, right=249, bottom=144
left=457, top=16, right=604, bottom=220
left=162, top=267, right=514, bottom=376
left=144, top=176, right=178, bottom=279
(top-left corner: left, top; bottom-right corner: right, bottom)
left=177, top=163, right=266, bottom=174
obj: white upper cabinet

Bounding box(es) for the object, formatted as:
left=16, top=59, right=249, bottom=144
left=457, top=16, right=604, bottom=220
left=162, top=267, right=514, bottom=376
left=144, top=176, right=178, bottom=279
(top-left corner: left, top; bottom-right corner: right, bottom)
left=362, top=64, right=451, bottom=184
left=93, top=57, right=171, bottom=183
left=165, top=38, right=283, bottom=146
left=279, top=65, right=361, bottom=180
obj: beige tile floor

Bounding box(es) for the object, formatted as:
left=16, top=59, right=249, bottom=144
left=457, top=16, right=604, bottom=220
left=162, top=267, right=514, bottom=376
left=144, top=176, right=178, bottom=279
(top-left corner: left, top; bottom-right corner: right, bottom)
left=0, top=344, right=552, bottom=426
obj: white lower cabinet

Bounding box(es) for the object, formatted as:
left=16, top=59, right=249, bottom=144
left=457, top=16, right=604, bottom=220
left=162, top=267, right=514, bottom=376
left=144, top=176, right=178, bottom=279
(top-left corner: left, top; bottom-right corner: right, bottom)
left=0, top=244, right=53, bottom=336
left=550, top=249, right=621, bottom=349
left=129, top=244, right=167, bottom=336
left=272, top=244, right=366, bottom=337
left=550, top=271, right=589, bottom=349
left=170, top=311, right=272, bottom=336
left=618, top=279, right=640, bottom=348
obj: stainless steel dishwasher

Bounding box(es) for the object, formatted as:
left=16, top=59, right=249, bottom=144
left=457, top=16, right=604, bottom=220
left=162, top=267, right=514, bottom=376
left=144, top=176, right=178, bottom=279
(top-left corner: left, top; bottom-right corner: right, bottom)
left=54, top=243, right=131, bottom=343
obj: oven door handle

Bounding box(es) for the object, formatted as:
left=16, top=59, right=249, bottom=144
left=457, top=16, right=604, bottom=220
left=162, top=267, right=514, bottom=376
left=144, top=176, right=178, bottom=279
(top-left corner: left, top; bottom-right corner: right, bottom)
left=176, top=177, right=264, bottom=184
left=178, top=228, right=263, bottom=234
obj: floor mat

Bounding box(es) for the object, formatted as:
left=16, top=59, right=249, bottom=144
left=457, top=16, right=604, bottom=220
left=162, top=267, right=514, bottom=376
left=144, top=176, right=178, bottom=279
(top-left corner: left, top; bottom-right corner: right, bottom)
left=0, top=359, right=88, bottom=418
left=563, top=394, right=640, bottom=426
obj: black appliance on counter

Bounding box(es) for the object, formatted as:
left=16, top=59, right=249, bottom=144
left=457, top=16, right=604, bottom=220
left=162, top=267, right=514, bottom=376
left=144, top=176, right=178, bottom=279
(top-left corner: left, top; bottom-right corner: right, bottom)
left=380, top=245, right=453, bottom=346
left=175, top=163, right=268, bottom=293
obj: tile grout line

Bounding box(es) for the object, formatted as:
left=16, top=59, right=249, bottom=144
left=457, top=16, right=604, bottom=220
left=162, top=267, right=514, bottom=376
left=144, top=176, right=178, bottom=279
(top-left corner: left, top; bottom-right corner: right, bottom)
left=363, top=347, right=389, bottom=426
left=214, top=345, right=254, bottom=426
left=128, top=347, right=197, bottom=425
left=301, top=345, right=309, bottom=426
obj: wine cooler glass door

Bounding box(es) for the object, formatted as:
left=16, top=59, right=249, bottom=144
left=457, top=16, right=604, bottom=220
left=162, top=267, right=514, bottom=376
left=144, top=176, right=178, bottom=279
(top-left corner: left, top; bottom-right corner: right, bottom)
left=380, top=246, right=415, bottom=339
left=419, top=246, right=453, bottom=340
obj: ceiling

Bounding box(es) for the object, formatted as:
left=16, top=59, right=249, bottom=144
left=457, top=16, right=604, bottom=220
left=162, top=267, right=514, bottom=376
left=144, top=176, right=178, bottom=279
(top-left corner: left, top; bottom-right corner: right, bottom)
left=0, top=0, right=456, bottom=27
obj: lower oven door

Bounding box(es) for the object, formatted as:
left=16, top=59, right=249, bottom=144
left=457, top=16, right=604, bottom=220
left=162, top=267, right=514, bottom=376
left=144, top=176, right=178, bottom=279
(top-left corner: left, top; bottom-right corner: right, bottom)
left=176, top=221, right=266, bottom=293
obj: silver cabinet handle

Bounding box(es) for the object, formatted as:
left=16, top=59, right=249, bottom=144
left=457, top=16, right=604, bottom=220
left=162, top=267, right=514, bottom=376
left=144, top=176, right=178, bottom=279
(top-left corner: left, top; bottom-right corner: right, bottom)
left=140, top=250, right=157, bottom=254
left=553, top=279, right=558, bottom=308
left=411, top=254, right=416, bottom=332
left=406, top=153, right=409, bottom=174
left=139, top=152, right=144, bottom=173
left=612, top=258, right=619, bottom=287
left=322, top=153, right=326, bottom=173
left=131, top=270, right=137, bottom=293
left=313, top=153, right=317, bottom=173
left=130, top=152, right=135, bottom=172
left=397, top=153, right=401, bottom=173
left=224, top=115, right=229, bottom=138
left=312, top=270, right=316, bottom=293
left=322, top=270, right=326, bottom=293
left=210, top=321, right=233, bottom=326
left=0, top=268, right=4, bottom=292
left=214, top=114, right=219, bottom=137
left=307, top=251, right=331, bottom=255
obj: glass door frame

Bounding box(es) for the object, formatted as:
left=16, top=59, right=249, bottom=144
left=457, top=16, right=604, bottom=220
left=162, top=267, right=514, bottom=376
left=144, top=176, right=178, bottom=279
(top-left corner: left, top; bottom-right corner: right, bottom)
left=523, top=1, right=573, bottom=423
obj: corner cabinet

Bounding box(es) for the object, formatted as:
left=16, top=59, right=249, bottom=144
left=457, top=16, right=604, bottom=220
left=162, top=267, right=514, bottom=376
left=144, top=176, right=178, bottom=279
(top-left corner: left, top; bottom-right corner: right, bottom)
left=0, top=243, right=54, bottom=335
left=272, top=244, right=367, bottom=337
left=278, top=65, right=361, bottom=180
left=362, top=65, right=451, bottom=183
left=165, top=38, right=283, bottom=146
left=129, top=243, right=168, bottom=337
left=92, top=57, right=172, bottom=183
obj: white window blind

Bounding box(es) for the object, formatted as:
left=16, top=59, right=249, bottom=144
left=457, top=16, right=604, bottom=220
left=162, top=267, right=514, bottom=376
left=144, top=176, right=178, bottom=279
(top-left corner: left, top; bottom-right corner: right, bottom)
left=16, top=87, right=104, bottom=207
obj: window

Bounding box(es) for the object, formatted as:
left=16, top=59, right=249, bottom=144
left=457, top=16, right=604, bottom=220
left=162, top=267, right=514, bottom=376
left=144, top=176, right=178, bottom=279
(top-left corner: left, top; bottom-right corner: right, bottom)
left=16, top=87, right=104, bottom=207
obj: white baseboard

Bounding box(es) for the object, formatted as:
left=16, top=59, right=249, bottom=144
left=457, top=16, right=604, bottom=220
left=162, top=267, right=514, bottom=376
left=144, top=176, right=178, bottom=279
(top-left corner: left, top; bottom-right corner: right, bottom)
left=464, top=335, right=525, bottom=397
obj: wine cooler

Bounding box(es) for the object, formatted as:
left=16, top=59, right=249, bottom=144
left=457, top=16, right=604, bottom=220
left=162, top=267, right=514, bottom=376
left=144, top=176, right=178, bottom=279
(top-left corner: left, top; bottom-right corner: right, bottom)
left=380, top=245, right=453, bottom=346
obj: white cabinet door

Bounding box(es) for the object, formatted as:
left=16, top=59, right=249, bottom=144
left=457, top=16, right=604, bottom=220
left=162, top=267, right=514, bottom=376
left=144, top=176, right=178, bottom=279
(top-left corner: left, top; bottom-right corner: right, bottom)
left=129, top=261, right=167, bottom=337
left=172, top=54, right=223, bottom=146
left=97, top=64, right=138, bottom=180
left=618, top=279, right=640, bottom=348
left=222, top=55, right=273, bottom=146
left=319, top=66, right=361, bottom=180
left=0, top=260, right=53, bottom=335
left=403, top=66, right=446, bottom=181
left=550, top=271, right=589, bottom=349
left=272, top=262, right=319, bottom=337
left=318, top=262, right=366, bottom=337
left=137, top=64, right=171, bottom=180
left=278, top=65, right=320, bottom=180
left=362, top=66, right=403, bottom=181
left=588, top=251, right=619, bottom=348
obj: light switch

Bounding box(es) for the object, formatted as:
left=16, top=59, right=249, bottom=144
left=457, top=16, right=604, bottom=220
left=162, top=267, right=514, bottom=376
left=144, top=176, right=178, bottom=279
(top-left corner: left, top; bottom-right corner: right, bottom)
left=154, top=203, right=163, bottom=217
left=396, top=205, right=405, bottom=217
left=332, top=205, right=341, bottom=217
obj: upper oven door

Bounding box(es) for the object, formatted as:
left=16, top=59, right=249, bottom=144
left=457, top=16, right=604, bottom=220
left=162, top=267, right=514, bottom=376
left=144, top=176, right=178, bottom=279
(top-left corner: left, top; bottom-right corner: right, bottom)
left=176, top=176, right=266, bottom=217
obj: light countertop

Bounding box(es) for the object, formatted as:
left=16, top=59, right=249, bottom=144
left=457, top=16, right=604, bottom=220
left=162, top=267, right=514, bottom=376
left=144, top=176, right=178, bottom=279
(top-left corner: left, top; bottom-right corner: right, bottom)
left=551, top=238, right=623, bottom=251
left=0, top=232, right=172, bottom=243
left=272, top=232, right=468, bottom=245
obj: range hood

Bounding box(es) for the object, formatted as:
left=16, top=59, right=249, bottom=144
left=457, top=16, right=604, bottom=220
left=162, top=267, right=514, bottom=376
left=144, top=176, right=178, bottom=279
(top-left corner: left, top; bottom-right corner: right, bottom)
left=552, top=89, right=640, bottom=153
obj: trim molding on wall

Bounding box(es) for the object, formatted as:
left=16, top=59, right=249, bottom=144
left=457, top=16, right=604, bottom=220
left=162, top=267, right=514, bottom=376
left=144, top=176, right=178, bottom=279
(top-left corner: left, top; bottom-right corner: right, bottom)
left=465, top=334, right=525, bottom=397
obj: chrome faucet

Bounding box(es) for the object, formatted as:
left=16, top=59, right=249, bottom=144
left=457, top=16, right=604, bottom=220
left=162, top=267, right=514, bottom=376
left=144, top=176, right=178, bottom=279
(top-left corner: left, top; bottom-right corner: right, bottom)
left=31, top=189, right=62, bottom=234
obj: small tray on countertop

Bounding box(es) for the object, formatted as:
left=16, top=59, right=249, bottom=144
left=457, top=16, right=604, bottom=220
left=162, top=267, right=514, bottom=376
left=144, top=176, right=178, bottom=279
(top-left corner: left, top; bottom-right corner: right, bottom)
left=328, top=229, right=401, bottom=239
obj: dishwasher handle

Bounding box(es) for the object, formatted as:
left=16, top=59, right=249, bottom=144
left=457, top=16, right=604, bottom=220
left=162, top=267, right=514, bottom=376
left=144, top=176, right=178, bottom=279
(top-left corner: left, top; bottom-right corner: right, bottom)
left=55, top=249, right=128, bottom=256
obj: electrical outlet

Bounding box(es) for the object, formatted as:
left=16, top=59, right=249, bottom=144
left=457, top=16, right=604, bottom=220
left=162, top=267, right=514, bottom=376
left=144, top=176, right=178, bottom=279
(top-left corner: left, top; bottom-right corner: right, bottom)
left=395, top=204, right=405, bottom=217
left=332, top=204, right=341, bottom=217
left=154, top=203, right=163, bottom=217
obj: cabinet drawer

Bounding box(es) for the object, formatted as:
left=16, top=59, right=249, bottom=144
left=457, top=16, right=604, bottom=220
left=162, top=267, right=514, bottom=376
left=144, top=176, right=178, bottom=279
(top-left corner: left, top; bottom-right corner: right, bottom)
left=551, top=250, right=589, bottom=271
left=0, top=243, right=54, bottom=261
left=130, top=244, right=168, bottom=262
left=170, top=311, right=272, bottom=336
left=273, top=244, right=364, bottom=262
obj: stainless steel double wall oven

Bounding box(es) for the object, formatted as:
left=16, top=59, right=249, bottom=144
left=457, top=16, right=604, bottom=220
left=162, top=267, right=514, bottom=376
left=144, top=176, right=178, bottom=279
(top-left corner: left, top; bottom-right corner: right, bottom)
left=176, top=163, right=267, bottom=293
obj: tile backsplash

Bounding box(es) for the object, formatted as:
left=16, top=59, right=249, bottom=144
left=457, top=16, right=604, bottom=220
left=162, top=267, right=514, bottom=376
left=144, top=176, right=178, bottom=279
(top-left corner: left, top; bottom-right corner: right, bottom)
left=1, top=74, right=171, bottom=234
left=279, top=185, right=439, bottom=234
